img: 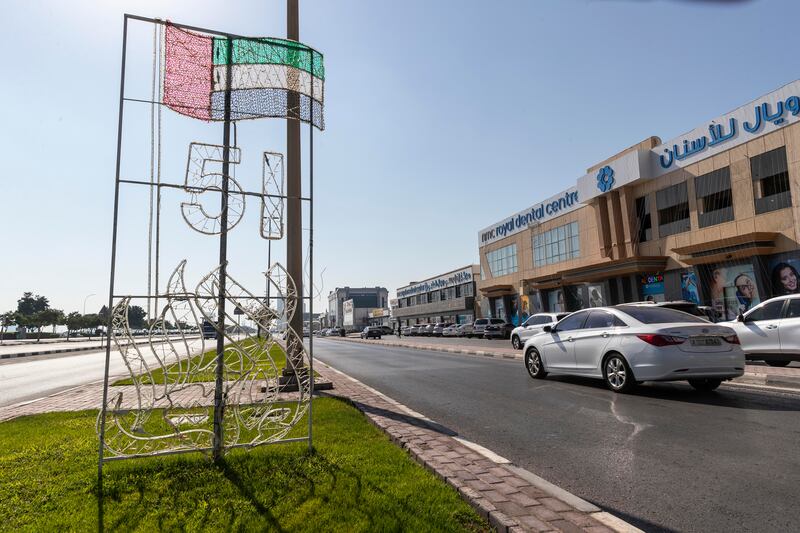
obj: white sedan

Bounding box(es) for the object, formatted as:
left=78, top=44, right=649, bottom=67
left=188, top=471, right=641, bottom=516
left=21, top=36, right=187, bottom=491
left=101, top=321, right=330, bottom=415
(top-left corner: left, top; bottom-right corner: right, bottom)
left=523, top=305, right=745, bottom=393
left=719, top=294, right=800, bottom=367
left=510, top=312, right=571, bottom=350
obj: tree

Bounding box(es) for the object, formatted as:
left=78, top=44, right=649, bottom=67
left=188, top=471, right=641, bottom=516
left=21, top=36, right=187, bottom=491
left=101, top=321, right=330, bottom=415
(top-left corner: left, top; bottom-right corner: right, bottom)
left=0, top=311, right=16, bottom=344
left=98, top=305, right=110, bottom=324
left=127, top=305, right=147, bottom=330
left=17, top=292, right=49, bottom=316
left=65, top=312, right=83, bottom=340
left=81, top=314, right=101, bottom=339
left=30, top=308, right=63, bottom=342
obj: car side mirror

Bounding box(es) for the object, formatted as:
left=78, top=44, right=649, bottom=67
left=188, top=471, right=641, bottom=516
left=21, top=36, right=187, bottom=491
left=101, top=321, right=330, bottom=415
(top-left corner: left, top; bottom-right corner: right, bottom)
left=543, top=325, right=553, bottom=333
left=737, top=311, right=745, bottom=323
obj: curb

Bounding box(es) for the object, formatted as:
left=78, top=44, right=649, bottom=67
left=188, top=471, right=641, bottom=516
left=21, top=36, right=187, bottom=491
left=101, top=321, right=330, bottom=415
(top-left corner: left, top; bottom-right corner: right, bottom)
left=317, top=360, right=643, bottom=532
left=0, top=336, right=203, bottom=361
left=328, top=337, right=800, bottom=392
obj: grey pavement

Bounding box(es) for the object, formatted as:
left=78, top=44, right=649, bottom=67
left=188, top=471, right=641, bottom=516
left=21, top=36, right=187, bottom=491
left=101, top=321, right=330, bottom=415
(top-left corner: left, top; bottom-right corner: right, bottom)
left=313, top=338, right=800, bottom=533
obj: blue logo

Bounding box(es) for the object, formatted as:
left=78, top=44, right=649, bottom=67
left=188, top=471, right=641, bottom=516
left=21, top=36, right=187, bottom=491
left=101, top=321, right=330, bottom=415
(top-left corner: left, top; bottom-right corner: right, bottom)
left=596, top=165, right=615, bottom=193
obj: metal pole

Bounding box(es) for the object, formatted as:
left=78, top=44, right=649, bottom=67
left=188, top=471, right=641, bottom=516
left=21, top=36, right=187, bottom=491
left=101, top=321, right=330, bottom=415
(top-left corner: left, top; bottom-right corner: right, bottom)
left=284, top=0, right=303, bottom=382
left=212, top=36, right=234, bottom=462
left=307, top=47, right=315, bottom=451
left=99, top=12, right=129, bottom=484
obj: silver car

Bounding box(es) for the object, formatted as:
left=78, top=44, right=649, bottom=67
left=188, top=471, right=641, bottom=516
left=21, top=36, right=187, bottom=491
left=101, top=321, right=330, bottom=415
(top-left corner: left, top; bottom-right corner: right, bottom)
left=442, top=324, right=459, bottom=337
left=510, top=313, right=570, bottom=350
left=720, top=294, right=800, bottom=366
left=523, top=305, right=744, bottom=393
left=457, top=322, right=475, bottom=337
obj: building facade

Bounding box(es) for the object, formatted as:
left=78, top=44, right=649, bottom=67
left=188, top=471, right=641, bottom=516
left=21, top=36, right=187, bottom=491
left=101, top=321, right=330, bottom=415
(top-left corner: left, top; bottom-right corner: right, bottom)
left=478, top=80, right=800, bottom=324
left=393, top=265, right=482, bottom=327
left=327, top=286, right=388, bottom=329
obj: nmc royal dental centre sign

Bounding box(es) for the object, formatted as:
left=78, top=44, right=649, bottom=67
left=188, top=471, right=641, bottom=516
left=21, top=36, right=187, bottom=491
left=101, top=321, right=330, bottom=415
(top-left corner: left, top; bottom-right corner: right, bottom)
left=478, top=187, right=581, bottom=247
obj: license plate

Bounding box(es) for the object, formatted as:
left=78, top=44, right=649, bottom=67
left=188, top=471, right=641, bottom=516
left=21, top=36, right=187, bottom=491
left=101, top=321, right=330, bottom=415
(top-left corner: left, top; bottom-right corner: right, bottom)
left=690, top=336, right=722, bottom=347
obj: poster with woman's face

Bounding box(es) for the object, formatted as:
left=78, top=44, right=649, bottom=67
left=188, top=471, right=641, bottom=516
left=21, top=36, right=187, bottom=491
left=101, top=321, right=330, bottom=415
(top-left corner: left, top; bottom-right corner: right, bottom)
left=770, top=258, right=800, bottom=296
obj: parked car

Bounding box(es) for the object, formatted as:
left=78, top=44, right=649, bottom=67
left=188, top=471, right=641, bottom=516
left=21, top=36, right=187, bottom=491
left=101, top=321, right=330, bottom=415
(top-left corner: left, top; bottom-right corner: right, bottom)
left=510, top=313, right=571, bottom=350
left=432, top=322, right=453, bottom=336
left=361, top=326, right=382, bottom=339
left=484, top=319, right=514, bottom=340
left=719, top=294, right=800, bottom=366
left=471, top=318, right=490, bottom=337
left=457, top=322, right=475, bottom=337
left=421, top=324, right=436, bottom=336
left=442, top=324, right=460, bottom=337
left=376, top=325, right=393, bottom=336
left=401, top=325, right=411, bottom=336
left=523, top=305, right=744, bottom=393
left=408, top=324, right=423, bottom=336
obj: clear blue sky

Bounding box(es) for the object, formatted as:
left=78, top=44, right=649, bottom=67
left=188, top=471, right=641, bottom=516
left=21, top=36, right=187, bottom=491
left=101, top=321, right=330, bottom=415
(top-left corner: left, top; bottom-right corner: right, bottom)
left=1, top=0, right=796, bottom=316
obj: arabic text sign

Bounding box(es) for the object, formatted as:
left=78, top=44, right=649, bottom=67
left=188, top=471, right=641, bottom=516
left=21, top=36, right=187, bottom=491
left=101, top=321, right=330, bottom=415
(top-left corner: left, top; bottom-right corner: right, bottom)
left=397, top=267, right=474, bottom=299
left=652, top=79, right=800, bottom=173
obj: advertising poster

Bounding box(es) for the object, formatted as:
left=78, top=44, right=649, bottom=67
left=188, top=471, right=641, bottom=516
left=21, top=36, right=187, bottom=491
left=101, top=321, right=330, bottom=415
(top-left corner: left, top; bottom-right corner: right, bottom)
left=769, top=257, right=800, bottom=296
left=681, top=271, right=700, bottom=304
left=709, top=265, right=761, bottom=320
left=588, top=285, right=604, bottom=307
left=640, top=273, right=665, bottom=302
left=508, top=296, right=520, bottom=326
left=520, top=295, right=530, bottom=324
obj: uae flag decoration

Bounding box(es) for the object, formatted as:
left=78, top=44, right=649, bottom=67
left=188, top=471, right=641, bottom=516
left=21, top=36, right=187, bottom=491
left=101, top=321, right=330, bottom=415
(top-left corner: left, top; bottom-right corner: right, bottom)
left=163, top=24, right=325, bottom=129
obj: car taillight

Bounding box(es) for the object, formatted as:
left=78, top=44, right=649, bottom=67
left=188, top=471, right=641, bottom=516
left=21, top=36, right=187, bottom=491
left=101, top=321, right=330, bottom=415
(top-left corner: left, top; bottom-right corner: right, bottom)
left=636, top=334, right=686, bottom=347
left=723, top=334, right=740, bottom=344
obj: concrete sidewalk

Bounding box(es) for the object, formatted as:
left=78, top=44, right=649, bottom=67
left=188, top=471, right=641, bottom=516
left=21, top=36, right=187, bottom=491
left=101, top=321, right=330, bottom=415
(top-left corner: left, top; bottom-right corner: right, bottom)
left=0, top=361, right=640, bottom=532
left=328, top=336, right=800, bottom=391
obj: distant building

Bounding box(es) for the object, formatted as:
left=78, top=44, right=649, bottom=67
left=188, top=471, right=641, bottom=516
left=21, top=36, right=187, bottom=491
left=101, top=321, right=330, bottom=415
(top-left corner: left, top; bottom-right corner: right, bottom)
left=327, top=286, right=389, bottom=330
left=393, top=266, right=481, bottom=327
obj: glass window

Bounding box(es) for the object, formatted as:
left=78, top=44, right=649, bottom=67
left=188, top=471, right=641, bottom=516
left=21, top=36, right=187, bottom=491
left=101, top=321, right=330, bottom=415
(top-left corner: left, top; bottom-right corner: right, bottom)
left=532, top=222, right=581, bottom=267
left=751, top=147, right=792, bottom=214
left=584, top=311, right=626, bottom=329
left=455, top=284, right=462, bottom=298
left=656, top=182, right=691, bottom=237
left=635, top=195, right=652, bottom=242
left=785, top=298, right=800, bottom=318
left=695, top=167, right=734, bottom=228
left=486, top=244, right=518, bottom=277
left=617, top=305, right=707, bottom=324
left=745, top=300, right=785, bottom=322
left=555, top=311, right=588, bottom=331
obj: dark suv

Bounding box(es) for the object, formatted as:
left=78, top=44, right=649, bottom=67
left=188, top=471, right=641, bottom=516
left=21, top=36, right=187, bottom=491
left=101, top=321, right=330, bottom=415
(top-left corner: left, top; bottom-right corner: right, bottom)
left=484, top=319, right=514, bottom=339
left=361, top=326, right=382, bottom=339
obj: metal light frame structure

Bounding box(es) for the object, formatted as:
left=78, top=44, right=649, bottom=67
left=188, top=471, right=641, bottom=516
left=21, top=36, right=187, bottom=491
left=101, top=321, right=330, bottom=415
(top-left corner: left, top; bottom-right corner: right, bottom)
left=98, top=14, right=320, bottom=479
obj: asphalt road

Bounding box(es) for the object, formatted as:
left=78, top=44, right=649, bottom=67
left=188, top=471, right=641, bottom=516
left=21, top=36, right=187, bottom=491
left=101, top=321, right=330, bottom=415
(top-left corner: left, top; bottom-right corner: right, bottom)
left=313, top=338, right=800, bottom=533
left=0, top=337, right=208, bottom=407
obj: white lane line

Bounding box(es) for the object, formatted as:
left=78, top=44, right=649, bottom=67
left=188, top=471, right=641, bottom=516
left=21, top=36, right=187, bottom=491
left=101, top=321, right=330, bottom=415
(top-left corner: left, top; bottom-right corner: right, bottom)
left=452, top=436, right=510, bottom=464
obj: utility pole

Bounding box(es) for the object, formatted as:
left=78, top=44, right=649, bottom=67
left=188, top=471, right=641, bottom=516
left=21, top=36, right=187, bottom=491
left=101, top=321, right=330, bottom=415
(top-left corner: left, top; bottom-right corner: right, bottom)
left=284, top=0, right=304, bottom=385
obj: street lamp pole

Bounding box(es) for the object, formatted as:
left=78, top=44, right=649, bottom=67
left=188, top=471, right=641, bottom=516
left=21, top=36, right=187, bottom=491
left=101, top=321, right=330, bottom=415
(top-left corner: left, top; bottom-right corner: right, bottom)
left=84, top=293, right=96, bottom=315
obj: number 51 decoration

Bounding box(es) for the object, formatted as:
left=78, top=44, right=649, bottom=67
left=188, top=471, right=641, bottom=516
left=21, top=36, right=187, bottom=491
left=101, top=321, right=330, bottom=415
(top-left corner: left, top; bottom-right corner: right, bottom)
left=97, top=15, right=324, bottom=473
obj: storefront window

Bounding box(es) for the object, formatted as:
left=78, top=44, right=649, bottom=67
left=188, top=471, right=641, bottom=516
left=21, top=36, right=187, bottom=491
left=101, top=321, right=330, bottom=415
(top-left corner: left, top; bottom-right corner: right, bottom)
left=695, top=167, right=733, bottom=228
left=533, top=222, right=580, bottom=267
left=656, top=182, right=691, bottom=237
left=486, top=244, right=518, bottom=277
left=705, top=264, right=761, bottom=320
left=752, top=146, right=792, bottom=214
left=634, top=196, right=652, bottom=242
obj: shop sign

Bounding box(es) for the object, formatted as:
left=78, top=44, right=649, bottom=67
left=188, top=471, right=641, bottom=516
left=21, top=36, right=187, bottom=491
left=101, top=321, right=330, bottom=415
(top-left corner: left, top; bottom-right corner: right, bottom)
left=652, top=79, right=800, bottom=173
left=397, top=267, right=474, bottom=298
left=640, top=273, right=665, bottom=302
left=478, top=188, right=580, bottom=247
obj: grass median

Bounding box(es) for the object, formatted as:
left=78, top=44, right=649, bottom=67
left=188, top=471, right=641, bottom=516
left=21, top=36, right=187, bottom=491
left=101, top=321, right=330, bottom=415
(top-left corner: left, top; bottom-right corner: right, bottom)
left=0, top=398, right=489, bottom=532
left=113, top=338, right=304, bottom=386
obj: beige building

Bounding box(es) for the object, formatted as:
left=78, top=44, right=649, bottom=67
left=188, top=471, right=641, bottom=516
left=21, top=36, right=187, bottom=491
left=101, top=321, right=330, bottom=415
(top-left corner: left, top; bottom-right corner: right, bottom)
left=478, top=81, right=800, bottom=325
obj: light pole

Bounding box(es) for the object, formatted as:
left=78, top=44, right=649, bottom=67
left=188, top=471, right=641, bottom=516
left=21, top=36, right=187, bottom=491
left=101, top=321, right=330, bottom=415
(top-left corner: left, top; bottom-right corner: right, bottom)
left=83, top=293, right=96, bottom=315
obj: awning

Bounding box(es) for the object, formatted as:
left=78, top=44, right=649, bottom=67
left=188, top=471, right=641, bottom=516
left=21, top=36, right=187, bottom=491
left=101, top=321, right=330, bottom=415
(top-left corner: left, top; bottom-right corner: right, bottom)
left=528, top=256, right=669, bottom=289
left=478, top=284, right=516, bottom=297
left=671, top=232, right=778, bottom=265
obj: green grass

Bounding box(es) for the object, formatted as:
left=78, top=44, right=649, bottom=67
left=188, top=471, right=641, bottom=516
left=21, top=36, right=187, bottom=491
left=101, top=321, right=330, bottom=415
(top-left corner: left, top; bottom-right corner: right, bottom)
left=0, top=398, right=489, bottom=532
left=114, top=339, right=290, bottom=386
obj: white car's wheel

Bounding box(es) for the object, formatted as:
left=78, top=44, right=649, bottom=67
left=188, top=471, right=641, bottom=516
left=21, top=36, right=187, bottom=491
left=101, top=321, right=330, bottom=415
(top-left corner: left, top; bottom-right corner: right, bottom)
left=603, top=353, right=636, bottom=393
left=511, top=335, right=522, bottom=350
left=525, top=348, right=547, bottom=379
